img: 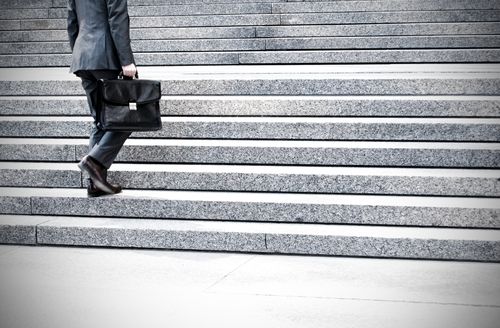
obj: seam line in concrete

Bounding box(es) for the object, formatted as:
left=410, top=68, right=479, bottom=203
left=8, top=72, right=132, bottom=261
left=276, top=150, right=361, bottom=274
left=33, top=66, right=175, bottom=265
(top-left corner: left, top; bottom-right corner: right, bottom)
left=223, top=292, right=500, bottom=308
left=204, top=255, right=258, bottom=292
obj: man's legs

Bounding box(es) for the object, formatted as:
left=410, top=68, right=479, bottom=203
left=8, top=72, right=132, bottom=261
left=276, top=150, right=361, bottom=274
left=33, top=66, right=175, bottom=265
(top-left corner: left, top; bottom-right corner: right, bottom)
left=77, top=70, right=132, bottom=169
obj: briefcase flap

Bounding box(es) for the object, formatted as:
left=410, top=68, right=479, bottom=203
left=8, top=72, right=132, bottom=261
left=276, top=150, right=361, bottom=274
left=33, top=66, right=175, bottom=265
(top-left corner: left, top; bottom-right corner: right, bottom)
left=100, top=79, right=161, bottom=106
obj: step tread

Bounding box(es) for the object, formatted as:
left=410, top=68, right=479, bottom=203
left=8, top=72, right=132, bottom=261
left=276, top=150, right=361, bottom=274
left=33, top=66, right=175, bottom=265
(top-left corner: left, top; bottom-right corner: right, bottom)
left=2, top=214, right=500, bottom=241
left=1, top=161, right=499, bottom=178
left=2, top=187, right=498, bottom=208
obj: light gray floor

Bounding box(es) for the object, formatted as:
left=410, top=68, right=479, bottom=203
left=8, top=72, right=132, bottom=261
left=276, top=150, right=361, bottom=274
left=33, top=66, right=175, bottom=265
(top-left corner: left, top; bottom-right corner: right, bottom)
left=0, top=245, right=499, bottom=328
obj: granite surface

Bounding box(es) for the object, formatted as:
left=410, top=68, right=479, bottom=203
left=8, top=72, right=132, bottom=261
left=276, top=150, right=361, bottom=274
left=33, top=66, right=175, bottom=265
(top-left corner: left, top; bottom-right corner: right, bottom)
left=0, top=224, right=36, bottom=245
left=266, top=35, right=500, bottom=50
left=133, top=39, right=264, bottom=52
left=280, top=10, right=500, bottom=25
left=256, top=23, right=500, bottom=37
left=30, top=196, right=500, bottom=228
left=91, top=144, right=500, bottom=168
left=0, top=168, right=81, bottom=188
left=137, top=52, right=240, bottom=65
left=0, top=8, right=48, bottom=20
left=3, top=96, right=497, bottom=117
left=130, top=14, right=280, bottom=28
left=106, top=170, right=500, bottom=197
left=0, top=21, right=21, bottom=31
left=131, top=27, right=256, bottom=40
left=0, top=0, right=51, bottom=8
left=4, top=118, right=498, bottom=142
left=266, top=234, right=500, bottom=262
left=0, top=97, right=88, bottom=116
left=162, top=97, right=500, bottom=117
left=0, top=144, right=75, bottom=161
left=37, top=219, right=267, bottom=252
left=0, top=196, right=31, bottom=215
left=0, top=120, right=90, bottom=137
left=1, top=74, right=499, bottom=96
left=239, top=49, right=500, bottom=64
left=273, top=0, right=500, bottom=14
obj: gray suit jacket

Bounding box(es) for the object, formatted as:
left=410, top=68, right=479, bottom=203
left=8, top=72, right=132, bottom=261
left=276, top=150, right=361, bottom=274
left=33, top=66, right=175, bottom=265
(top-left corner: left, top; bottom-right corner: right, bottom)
left=67, top=0, right=135, bottom=73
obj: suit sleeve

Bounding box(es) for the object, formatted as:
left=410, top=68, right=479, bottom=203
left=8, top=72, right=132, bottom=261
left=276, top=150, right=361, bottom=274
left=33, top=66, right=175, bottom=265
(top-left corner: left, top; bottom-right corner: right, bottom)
left=107, top=0, right=135, bottom=66
left=67, top=0, right=78, bottom=50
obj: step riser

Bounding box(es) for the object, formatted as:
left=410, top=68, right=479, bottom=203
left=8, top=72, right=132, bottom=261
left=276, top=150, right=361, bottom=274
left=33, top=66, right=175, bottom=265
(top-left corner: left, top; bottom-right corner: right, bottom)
left=1, top=143, right=498, bottom=168
left=1, top=120, right=499, bottom=141
left=37, top=226, right=500, bottom=262
left=3, top=50, right=499, bottom=67
left=2, top=78, right=499, bottom=96
left=273, top=0, right=500, bottom=14
left=4, top=23, right=500, bottom=42
left=2, top=97, right=500, bottom=117
left=3, top=36, right=500, bottom=55
left=4, top=11, right=500, bottom=31
left=3, top=218, right=498, bottom=261
left=3, top=1, right=499, bottom=20
left=1, top=168, right=498, bottom=197
left=8, top=196, right=497, bottom=228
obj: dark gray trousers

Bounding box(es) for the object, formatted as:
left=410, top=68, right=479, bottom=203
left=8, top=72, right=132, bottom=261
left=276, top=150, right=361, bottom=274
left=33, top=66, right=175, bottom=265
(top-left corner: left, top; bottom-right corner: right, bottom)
left=76, top=70, right=132, bottom=169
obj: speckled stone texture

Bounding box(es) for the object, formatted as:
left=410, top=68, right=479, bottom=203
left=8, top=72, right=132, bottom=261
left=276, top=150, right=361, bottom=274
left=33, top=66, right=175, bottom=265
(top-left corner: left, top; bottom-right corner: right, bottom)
left=37, top=218, right=267, bottom=252
left=99, top=144, right=500, bottom=168
left=0, top=97, right=88, bottom=116
left=0, top=9, right=48, bottom=20
left=0, top=224, right=36, bottom=244
left=30, top=196, right=500, bottom=228
left=0, top=169, right=81, bottom=188
left=0, top=196, right=31, bottom=215
left=239, top=49, right=500, bottom=64
left=280, top=10, right=500, bottom=25
left=162, top=97, right=500, bottom=117
left=266, top=36, right=500, bottom=50
left=0, top=144, right=75, bottom=161
left=256, top=23, right=500, bottom=37
left=4, top=97, right=498, bottom=117
left=3, top=119, right=499, bottom=141
left=3, top=141, right=495, bottom=167
left=272, top=1, right=500, bottom=14
left=0, top=0, right=51, bottom=8
left=106, top=170, right=500, bottom=197
left=2, top=76, right=499, bottom=96
left=266, top=234, right=500, bottom=262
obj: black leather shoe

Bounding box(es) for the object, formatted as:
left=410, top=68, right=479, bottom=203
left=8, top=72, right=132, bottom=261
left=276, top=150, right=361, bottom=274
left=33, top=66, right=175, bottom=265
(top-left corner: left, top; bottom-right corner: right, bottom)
left=87, top=178, right=122, bottom=197
left=78, top=155, right=116, bottom=194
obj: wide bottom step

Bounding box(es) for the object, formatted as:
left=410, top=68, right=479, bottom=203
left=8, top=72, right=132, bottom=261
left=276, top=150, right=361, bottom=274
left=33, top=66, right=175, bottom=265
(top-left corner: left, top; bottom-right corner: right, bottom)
left=1, top=215, right=498, bottom=262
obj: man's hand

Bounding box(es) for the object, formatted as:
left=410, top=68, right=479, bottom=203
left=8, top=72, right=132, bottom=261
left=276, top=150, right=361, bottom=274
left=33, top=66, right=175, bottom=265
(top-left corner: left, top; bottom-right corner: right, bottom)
left=122, top=63, right=137, bottom=78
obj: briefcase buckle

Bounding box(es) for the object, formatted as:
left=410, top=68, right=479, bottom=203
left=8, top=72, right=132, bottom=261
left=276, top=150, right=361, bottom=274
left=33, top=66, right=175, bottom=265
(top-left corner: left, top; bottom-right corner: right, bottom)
left=129, top=102, right=137, bottom=110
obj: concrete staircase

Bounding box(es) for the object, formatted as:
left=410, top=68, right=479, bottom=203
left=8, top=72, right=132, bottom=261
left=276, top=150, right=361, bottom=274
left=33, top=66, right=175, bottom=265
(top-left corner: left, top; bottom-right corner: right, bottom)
left=0, top=0, right=499, bottom=262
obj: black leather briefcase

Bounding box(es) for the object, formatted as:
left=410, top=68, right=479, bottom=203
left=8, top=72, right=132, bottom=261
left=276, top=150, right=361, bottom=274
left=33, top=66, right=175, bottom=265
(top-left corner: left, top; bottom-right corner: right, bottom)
left=97, top=76, right=162, bottom=132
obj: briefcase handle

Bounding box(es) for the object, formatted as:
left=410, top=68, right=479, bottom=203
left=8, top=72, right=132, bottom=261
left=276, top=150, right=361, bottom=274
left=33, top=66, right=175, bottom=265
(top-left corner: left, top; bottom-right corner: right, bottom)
left=118, top=71, right=139, bottom=80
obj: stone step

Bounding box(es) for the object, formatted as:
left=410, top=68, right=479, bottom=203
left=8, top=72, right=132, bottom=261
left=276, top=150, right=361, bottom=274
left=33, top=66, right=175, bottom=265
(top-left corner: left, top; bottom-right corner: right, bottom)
left=1, top=214, right=499, bottom=261
left=256, top=23, right=500, bottom=38
left=1, top=65, right=499, bottom=95
left=4, top=10, right=499, bottom=31
left=272, top=0, right=500, bottom=14
left=1, top=162, right=499, bottom=197
left=0, top=27, right=258, bottom=42
left=3, top=22, right=498, bottom=43
left=2, top=95, right=499, bottom=117
left=1, top=116, right=499, bottom=141
left=2, top=188, right=499, bottom=229
left=4, top=49, right=500, bottom=66
left=3, top=35, right=499, bottom=55
left=280, top=10, right=500, bottom=25
left=5, top=0, right=499, bottom=20
left=1, top=138, right=498, bottom=168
